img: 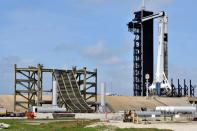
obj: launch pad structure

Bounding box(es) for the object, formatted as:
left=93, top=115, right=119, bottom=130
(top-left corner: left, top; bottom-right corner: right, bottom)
left=14, top=64, right=97, bottom=112
left=10, top=0, right=197, bottom=115
left=128, top=10, right=154, bottom=96
left=128, top=8, right=195, bottom=97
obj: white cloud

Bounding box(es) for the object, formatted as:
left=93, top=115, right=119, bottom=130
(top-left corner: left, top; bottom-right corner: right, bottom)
left=80, top=41, right=126, bottom=65
left=103, top=56, right=122, bottom=65
left=54, top=41, right=133, bottom=95
left=82, top=41, right=106, bottom=57
left=79, top=41, right=132, bottom=95
left=55, top=41, right=128, bottom=66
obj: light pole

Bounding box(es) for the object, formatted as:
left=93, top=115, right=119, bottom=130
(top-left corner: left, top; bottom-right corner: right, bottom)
left=145, top=74, right=150, bottom=98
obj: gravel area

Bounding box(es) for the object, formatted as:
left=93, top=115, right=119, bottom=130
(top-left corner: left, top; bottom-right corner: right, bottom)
left=87, top=121, right=197, bottom=131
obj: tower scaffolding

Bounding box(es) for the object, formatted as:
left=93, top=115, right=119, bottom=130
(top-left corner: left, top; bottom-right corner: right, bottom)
left=14, top=64, right=97, bottom=112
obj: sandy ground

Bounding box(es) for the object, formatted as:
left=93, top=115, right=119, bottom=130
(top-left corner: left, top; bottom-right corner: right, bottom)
left=87, top=121, right=197, bottom=131
left=0, top=95, right=191, bottom=112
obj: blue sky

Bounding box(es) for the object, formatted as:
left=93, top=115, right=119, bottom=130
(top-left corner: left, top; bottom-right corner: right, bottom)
left=0, top=0, right=197, bottom=95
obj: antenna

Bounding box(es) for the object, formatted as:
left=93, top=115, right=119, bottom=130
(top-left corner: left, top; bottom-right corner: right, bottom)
left=141, top=0, right=145, bottom=10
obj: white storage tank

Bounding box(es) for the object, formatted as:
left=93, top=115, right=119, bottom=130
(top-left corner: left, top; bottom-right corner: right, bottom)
left=156, top=106, right=196, bottom=114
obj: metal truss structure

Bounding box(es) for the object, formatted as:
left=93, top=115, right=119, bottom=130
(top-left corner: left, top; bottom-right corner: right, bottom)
left=170, top=79, right=195, bottom=97
left=128, top=10, right=154, bottom=96
left=14, top=64, right=97, bottom=112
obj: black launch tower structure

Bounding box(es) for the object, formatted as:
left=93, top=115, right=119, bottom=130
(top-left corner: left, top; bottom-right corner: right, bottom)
left=128, top=10, right=154, bottom=96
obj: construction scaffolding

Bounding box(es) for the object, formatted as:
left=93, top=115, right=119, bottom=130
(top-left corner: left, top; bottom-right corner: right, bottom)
left=14, top=64, right=53, bottom=111
left=14, top=64, right=97, bottom=112
left=74, top=67, right=97, bottom=103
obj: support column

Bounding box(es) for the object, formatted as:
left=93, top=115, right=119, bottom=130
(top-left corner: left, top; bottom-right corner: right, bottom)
left=94, top=69, right=98, bottom=111
left=101, top=83, right=106, bottom=113
left=14, top=64, right=17, bottom=112
left=52, top=80, right=57, bottom=107
left=37, top=64, right=43, bottom=106
left=83, top=67, right=87, bottom=100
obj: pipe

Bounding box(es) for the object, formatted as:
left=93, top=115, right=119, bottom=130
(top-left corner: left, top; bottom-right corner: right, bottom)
left=135, top=111, right=161, bottom=117
left=30, top=106, right=67, bottom=113
left=156, top=106, right=196, bottom=113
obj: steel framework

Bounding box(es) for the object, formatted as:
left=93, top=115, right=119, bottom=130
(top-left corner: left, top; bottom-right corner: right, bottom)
left=54, top=70, right=94, bottom=113
left=57, top=67, right=98, bottom=110
left=170, top=79, right=195, bottom=97
left=132, top=25, right=142, bottom=96
left=14, top=64, right=53, bottom=111
left=14, top=64, right=97, bottom=112
left=74, top=67, right=97, bottom=103
left=128, top=10, right=154, bottom=96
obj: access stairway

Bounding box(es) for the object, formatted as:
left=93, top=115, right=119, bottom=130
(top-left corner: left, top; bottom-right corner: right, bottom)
left=54, top=70, right=93, bottom=113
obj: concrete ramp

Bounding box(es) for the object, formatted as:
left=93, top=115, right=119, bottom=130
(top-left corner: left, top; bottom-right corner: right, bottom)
left=54, top=70, right=93, bottom=113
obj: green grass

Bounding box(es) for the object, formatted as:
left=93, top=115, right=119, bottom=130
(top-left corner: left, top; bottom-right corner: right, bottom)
left=0, top=119, right=98, bottom=131
left=0, top=119, right=172, bottom=131
left=116, top=128, right=172, bottom=131
left=94, top=125, right=171, bottom=131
